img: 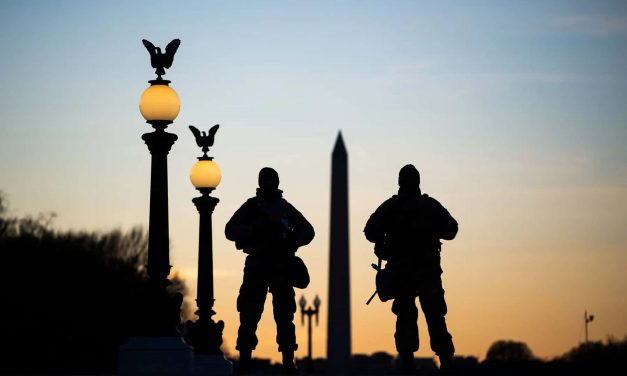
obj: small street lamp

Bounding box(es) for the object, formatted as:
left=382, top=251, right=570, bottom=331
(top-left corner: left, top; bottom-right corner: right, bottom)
left=186, top=124, right=232, bottom=374
left=299, top=295, right=321, bottom=374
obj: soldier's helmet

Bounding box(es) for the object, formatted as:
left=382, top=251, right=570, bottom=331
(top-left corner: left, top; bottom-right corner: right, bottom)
left=259, top=167, right=280, bottom=190
left=398, top=164, right=420, bottom=189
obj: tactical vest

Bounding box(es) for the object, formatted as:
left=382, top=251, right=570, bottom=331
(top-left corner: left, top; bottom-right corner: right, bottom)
left=384, top=194, right=441, bottom=264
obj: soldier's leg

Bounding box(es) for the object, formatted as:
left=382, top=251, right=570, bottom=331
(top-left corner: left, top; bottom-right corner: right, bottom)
left=391, top=293, right=419, bottom=354
left=418, top=276, right=454, bottom=359
left=270, top=283, right=298, bottom=373
left=236, top=270, right=268, bottom=353
left=392, top=292, right=419, bottom=374
left=270, top=283, right=298, bottom=353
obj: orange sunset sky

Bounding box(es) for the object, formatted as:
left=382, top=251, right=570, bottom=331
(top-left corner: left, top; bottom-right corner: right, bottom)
left=1, top=0, right=625, bottom=363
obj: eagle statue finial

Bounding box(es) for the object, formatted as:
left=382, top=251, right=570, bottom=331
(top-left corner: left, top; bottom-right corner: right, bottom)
left=142, top=39, right=181, bottom=80
left=189, top=124, right=220, bottom=158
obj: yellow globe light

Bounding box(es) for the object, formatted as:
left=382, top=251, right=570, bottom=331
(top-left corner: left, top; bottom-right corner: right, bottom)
left=190, top=159, right=222, bottom=189
left=139, top=84, right=180, bottom=122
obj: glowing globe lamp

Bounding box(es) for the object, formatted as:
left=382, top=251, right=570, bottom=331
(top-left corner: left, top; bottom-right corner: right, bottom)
left=139, top=84, right=180, bottom=122
left=190, top=159, right=222, bottom=190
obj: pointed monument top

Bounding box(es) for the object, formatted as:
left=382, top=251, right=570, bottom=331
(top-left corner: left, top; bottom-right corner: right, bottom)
left=333, top=131, right=347, bottom=155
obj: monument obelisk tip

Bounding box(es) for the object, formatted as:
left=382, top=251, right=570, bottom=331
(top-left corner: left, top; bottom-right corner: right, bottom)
left=333, top=131, right=346, bottom=154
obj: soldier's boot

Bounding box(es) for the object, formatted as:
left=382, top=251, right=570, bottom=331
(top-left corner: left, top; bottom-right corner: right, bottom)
left=281, top=350, right=299, bottom=374
left=236, top=350, right=252, bottom=375
left=399, top=351, right=416, bottom=375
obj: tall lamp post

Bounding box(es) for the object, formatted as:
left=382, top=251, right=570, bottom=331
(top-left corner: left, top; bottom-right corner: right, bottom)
left=137, top=39, right=184, bottom=336
left=299, top=295, right=321, bottom=374
left=186, top=124, right=233, bottom=375
left=119, top=39, right=192, bottom=376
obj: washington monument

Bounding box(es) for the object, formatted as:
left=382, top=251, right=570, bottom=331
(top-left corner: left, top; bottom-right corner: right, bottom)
left=327, top=132, right=351, bottom=374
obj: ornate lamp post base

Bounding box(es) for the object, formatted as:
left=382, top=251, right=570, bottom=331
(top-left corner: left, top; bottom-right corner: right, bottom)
left=186, top=314, right=225, bottom=354
left=134, top=282, right=185, bottom=337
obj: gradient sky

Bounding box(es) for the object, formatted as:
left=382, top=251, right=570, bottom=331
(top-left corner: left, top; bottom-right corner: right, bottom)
left=1, top=0, right=626, bottom=363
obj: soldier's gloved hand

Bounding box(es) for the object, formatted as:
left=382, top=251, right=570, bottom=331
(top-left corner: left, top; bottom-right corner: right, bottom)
left=374, top=241, right=389, bottom=260
left=269, top=221, right=286, bottom=237
left=282, top=230, right=299, bottom=253
left=256, top=221, right=281, bottom=244
left=250, top=222, right=266, bottom=240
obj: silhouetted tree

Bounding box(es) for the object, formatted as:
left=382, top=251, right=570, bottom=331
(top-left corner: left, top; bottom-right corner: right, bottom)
left=476, top=337, right=627, bottom=376
left=485, top=340, right=535, bottom=362
left=557, top=336, right=627, bottom=374
left=480, top=340, right=544, bottom=376
left=0, top=192, right=190, bottom=374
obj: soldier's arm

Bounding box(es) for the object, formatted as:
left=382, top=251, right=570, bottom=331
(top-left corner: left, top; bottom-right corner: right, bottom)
left=225, top=199, right=257, bottom=243
left=286, top=202, right=315, bottom=247
left=429, top=198, right=458, bottom=241
left=363, top=198, right=395, bottom=243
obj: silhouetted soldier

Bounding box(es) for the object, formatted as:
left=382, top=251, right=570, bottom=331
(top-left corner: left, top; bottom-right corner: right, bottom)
left=364, top=164, right=458, bottom=374
left=226, top=167, right=315, bottom=374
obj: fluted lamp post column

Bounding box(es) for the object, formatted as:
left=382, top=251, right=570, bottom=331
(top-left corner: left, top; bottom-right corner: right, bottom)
left=119, top=38, right=192, bottom=376
left=299, top=295, right=321, bottom=374
left=137, top=39, right=184, bottom=336
left=186, top=124, right=233, bottom=375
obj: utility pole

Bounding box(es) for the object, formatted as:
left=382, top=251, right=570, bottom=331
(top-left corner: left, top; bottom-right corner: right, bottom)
left=584, top=310, right=594, bottom=343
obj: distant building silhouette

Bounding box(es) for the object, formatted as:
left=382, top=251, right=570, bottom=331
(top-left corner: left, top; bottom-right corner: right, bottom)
left=352, top=352, right=395, bottom=375
left=327, top=132, right=352, bottom=374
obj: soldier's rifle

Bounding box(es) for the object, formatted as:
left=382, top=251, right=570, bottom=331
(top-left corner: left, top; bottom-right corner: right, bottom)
left=366, top=257, right=382, bottom=305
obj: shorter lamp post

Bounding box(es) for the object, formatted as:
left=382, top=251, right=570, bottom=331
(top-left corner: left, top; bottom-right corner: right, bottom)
left=299, top=295, right=321, bottom=374
left=185, top=124, right=227, bottom=357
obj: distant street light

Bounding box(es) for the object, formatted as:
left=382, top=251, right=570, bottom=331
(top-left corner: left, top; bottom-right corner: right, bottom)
left=584, top=310, right=595, bottom=343
left=186, top=124, right=232, bottom=374
left=299, top=295, right=321, bottom=374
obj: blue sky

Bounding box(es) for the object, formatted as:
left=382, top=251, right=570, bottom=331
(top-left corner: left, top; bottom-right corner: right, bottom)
left=1, top=0, right=626, bottom=361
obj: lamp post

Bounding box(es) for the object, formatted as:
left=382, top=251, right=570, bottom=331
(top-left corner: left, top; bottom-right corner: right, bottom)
left=186, top=125, right=233, bottom=375
left=119, top=38, right=192, bottom=376
left=299, top=295, right=321, bottom=374
left=137, top=39, right=184, bottom=336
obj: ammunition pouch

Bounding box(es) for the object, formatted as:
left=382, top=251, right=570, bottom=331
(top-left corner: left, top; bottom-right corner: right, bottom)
left=375, top=263, right=403, bottom=302
left=289, top=256, right=310, bottom=289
